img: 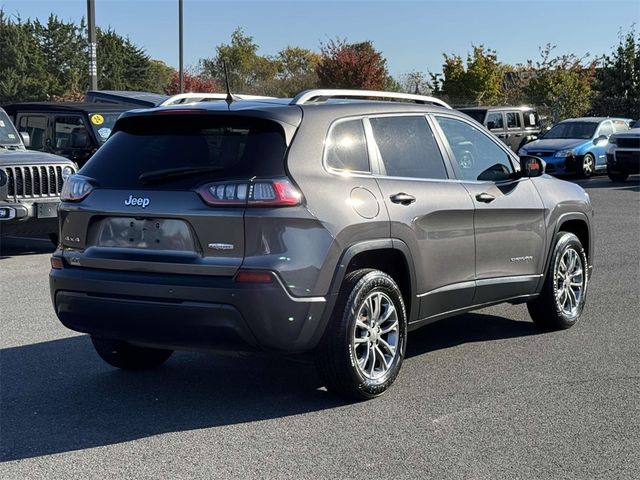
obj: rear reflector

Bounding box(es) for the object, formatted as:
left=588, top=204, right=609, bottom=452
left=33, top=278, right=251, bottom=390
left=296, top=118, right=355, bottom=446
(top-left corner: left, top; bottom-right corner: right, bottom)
left=234, top=271, right=273, bottom=283
left=50, top=257, right=64, bottom=269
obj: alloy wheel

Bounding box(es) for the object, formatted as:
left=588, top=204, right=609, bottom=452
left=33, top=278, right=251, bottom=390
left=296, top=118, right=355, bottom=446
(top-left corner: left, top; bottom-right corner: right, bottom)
left=555, top=247, right=585, bottom=316
left=352, top=291, right=399, bottom=380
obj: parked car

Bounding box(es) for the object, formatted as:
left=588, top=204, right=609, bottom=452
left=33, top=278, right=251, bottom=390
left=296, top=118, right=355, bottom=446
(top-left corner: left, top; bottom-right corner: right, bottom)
left=50, top=89, right=593, bottom=400
left=0, top=107, right=76, bottom=243
left=458, top=106, right=542, bottom=152
left=519, top=117, right=630, bottom=177
left=85, top=90, right=275, bottom=107
left=606, top=125, right=640, bottom=181
left=2, top=102, right=132, bottom=168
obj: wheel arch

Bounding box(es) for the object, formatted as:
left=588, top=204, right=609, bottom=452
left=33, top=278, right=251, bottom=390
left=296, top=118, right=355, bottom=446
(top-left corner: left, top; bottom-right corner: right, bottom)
left=538, top=212, right=593, bottom=291
left=327, top=239, right=418, bottom=322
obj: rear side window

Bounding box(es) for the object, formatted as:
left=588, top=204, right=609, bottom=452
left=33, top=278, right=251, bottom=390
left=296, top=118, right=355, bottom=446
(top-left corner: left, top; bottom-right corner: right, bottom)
left=54, top=116, right=87, bottom=149
left=325, top=119, right=370, bottom=173
left=369, top=116, right=448, bottom=180
left=81, top=115, right=287, bottom=189
left=506, top=112, right=522, bottom=129
left=486, top=112, right=504, bottom=131
left=523, top=111, right=540, bottom=129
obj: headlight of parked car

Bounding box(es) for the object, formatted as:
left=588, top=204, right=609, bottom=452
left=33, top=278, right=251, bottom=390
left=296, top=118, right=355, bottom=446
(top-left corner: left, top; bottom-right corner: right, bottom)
left=556, top=149, right=575, bottom=157
left=608, top=135, right=617, bottom=145
left=62, top=166, right=75, bottom=181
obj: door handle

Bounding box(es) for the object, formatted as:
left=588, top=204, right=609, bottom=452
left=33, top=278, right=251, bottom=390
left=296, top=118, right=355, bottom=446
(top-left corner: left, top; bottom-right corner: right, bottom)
left=475, top=192, right=495, bottom=203
left=514, top=133, right=523, bottom=137
left=390, top=192, right=416, bottom=205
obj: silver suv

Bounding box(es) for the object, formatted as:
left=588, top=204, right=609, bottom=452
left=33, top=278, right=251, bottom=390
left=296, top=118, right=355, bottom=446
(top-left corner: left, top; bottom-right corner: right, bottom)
left=50, top=90, right=594, bottom=399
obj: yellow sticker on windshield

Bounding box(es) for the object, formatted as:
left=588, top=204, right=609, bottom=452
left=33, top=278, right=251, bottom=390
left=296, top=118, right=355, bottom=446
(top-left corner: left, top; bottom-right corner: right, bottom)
left=90, top=114, right=104, bottom=125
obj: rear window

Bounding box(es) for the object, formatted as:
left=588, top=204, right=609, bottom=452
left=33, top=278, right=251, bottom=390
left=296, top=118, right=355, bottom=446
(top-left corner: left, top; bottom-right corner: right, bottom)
left=81, top=115, right=287, bottom=189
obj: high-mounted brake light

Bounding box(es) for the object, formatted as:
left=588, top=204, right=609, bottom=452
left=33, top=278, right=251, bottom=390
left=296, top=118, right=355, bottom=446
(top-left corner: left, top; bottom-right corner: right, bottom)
left=197, top=179, right=302, bottom=207
left=153, top=108, right=207, bottom=115
left=61, top=175, right=94, bottom=202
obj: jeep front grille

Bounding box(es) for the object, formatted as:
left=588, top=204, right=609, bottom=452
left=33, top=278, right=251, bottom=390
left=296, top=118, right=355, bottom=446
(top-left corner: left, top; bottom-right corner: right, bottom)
left=2, top=165, right=66, bottom=199
left=617, top=138, right=640, bottom=149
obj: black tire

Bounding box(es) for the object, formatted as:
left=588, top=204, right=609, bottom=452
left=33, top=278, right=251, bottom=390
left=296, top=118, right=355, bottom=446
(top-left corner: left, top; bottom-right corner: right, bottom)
left=607, top=171, right=629, bottom=182
left=315, top=269, right=407, bottom=400
left=91, top=337, right=173, bottom=370
left=577, top=153, right=595, bottom=178
left=527, top=232, right=588, bottom=330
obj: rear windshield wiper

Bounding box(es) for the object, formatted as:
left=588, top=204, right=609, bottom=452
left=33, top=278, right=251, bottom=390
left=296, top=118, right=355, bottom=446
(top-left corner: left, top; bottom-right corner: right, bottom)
left=138, top=166, right=223, bottom=185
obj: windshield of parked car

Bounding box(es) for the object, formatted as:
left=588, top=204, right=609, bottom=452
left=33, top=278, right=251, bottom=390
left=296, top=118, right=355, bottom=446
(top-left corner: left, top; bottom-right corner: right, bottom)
left=88, top=112, right=122, bottom=145
left=543, top=121, right=598, bottom=140
left=0, top=109, right=22, bottom=146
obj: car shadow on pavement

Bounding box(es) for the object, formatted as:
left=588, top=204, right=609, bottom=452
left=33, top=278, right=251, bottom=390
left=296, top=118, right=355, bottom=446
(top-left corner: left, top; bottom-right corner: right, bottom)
left=0, top=236, right=55, bottom=259
left=406, top=312, right=538, bottom=358
left=0, top=312, right=539, bottom=462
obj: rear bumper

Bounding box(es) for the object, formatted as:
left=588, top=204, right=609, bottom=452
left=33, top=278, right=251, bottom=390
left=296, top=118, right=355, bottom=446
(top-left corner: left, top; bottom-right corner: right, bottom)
left=49, top=264, right=329, bottom=353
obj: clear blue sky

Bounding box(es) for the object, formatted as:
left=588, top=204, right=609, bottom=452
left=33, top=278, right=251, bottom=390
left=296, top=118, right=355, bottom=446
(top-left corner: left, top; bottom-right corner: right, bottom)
left=2, top=0, right=639, bottom=77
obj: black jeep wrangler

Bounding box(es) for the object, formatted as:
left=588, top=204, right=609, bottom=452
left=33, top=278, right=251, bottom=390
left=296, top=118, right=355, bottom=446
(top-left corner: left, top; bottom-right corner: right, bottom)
left=0, top=107, right=76, bottom=242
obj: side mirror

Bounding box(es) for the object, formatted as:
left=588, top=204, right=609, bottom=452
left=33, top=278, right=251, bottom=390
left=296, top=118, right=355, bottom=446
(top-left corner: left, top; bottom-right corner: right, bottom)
left=593, top=135, right=608, bottom=145
left=70, top=129, right=91, bottom=149
left=19, top=131, right=30, bottom=148
left=520, top=155, right=545, bottom=178
left=487, top=121, right=496, bottom=130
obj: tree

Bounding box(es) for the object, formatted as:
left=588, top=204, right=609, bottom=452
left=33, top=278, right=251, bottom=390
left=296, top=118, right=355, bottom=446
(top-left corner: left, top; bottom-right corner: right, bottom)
left=272, top=46, right=320, bottom=96
left=316, top=39, right=393, bottom=90
left=523, top=44, right=596, bottom=122
left=165, top=69, right=219, bottom=95
left=96, top=28, right=155, bottom=91
left=32, top=14, right=87, bottom=98
left=396, top=71, right=432, bottom=95
left=200, top=27, right=278, bottom=94
left=591, top=28, right=640, bottom=118
left=147, top=59, right=174, bottom=94
left=0, top=11, right=51, bottom=102
left=440, top=45, right=504, bottom=105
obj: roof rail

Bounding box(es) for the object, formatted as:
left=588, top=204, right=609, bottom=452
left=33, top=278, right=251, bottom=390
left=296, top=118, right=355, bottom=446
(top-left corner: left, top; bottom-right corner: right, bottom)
left=290, top=89, right=452, bottom=109
left=160, top=92, right=276, bottom=106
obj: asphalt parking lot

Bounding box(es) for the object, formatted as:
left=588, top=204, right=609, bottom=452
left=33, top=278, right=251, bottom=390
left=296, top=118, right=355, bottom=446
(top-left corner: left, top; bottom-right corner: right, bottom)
left=1, top=175, right=638, bottom=479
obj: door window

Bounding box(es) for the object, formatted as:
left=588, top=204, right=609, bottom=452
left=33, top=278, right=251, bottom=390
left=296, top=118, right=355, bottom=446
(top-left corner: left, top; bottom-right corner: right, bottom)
left=486, top=112, right=504, bottom=131
left=597, top=121, right=614, bottom=138
left=523, top=111, right=540, bottom=129
left=435, top=116, right=514, bottom=182
left=506, top=112, right=522, bottom=129
left=325, top=119, right=370, bottom=173
left=18, top=115, right=47, bottom=149
left=54, top=116, right=89, bottom=149
left=369, top=116, right=448, bottom=180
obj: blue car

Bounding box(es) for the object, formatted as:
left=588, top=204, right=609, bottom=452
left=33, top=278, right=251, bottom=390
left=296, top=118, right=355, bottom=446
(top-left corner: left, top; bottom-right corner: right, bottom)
left=519, top=117, right=631, bottom=177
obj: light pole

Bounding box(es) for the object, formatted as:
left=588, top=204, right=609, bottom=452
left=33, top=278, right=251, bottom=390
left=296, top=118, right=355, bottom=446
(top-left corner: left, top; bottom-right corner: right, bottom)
left=179, top=0, right=184, bottom=93
left=87, top=0, right=97, bottom=90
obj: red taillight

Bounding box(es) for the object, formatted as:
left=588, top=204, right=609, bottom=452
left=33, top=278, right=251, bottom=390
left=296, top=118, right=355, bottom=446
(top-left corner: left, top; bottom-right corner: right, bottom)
left=234, top=271, right=273, bottom=283
left=197, top=179, right=302, bottom=207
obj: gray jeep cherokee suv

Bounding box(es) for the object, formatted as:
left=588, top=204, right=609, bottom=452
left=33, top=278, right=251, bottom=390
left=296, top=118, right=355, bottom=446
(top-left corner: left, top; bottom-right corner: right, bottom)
left=50, top=89, right=593, bottom=399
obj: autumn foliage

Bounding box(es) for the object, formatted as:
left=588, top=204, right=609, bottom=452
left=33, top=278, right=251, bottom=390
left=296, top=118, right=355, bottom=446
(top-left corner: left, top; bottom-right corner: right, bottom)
left=316, top=39, right=392, bottom=90
left=165, top=70, right=219, bottom=95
